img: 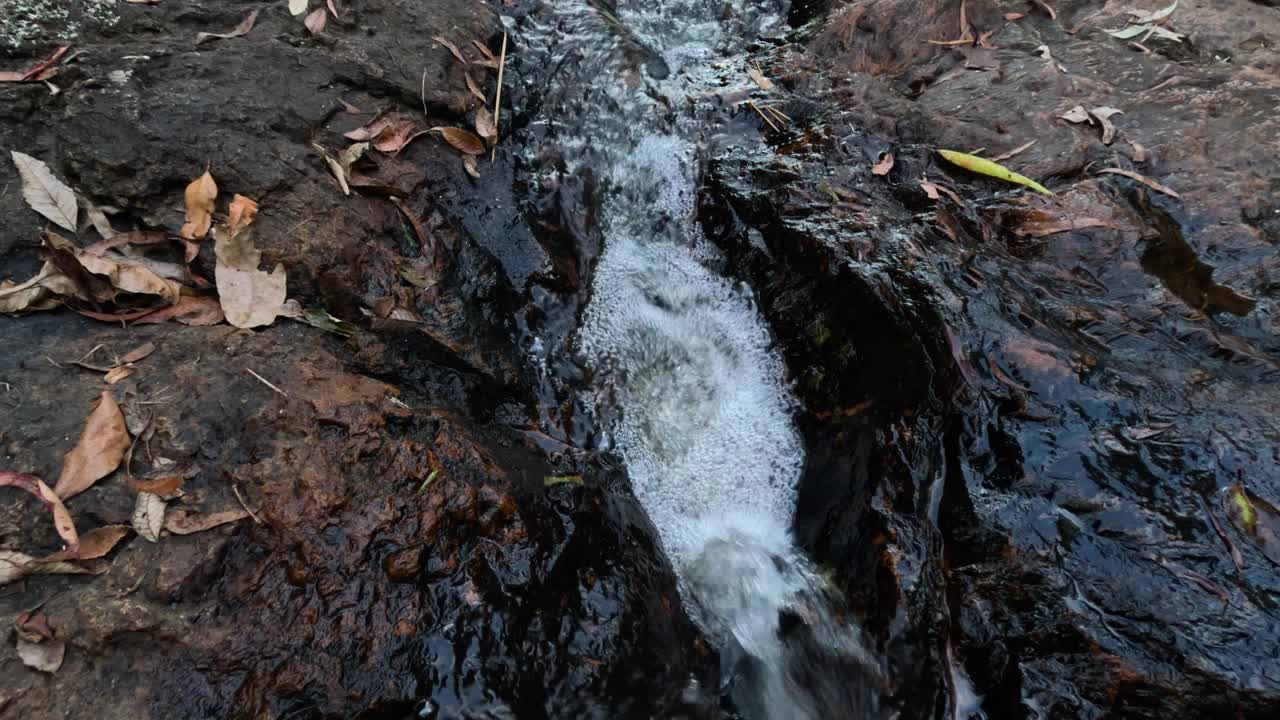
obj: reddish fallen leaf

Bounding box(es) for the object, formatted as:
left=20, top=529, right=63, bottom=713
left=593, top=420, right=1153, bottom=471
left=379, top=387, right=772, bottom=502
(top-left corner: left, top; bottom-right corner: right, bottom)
left=391, top=198, right=429, bottom=251
left=128, top=473, right=184, bottom=496
left=871, top=152, right=895, bottom=176
left=919, top=176, right=965, bottom=205
left=0, top=46, right=69, bottom=83
left=304, top=7, right=327, bottom=34
left=433, top=127, right=486, bottom=155
left=53, top=391, right=130, bottom=500
left=164, top=507, right=250, bottom=535
left=0, top=473, right=79, bottom=551
left=131, top=295, right=225, bottom=326
left=338, top=98, right=365, bottom=114
left=1097, top=168, right=1179, bottom=197
left=1013, top=217, right=1117, bottom=237
left=119, top=341, right=157, bottom=364
left=75, top=306, right=160, bottom=323
left=227, top=193, right=258, bottom=237
left=465, top=73, right=487, bottom=104
left=179, top=170, right=218, bottom=240
left=1005, top=12, right=1025, bottom=21
left=195, top=9, right=259, bottom=46
left=327, top=0, right=340, bottom=18
left=1127, top=140, right=1148, bottom=163
left=38, top=525, right=131, bottom=563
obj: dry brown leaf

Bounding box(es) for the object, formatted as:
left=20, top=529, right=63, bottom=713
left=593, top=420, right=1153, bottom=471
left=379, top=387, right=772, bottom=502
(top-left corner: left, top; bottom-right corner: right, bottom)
left=227, top=194, right=258, bottom=237
left=38, top=525, right=131, bottom=563
left=132, top=295, right=225, bottom=326
left=871, top=152, right=894, bottom=176
left=315, top=142, right=367, bottom=195
left=0, top=263, right=75, bottom=314
left=196, top=9, right=259, bottom=45
left=0, top=473, right=79, bottom=551
left=179, top=170, right=218, bottom=240
left=475, top=107, right=497, bottom=144
left=54, top=390, right=130, bottom=500
left=11, top=151, right=77, bottom=231
left=990, top=140, right=1036, bottom=162
left=374, top=125, right=430, bottom=155
left=463, top=155, right=480, bottom=178
left=433, top=36, right=467, bottom=64
left=128, top=473, right=184, bottom=496
left=119, top=341, right=157, bottom=364
left=164, top=507, right=250, bottom=535
left=1, top=551, right=101, bottom=587
left=73, top=249, right=184, bottom=303
left=132, top=492, right=166, bottom=542
left=1013, top=217, right=1118, bottom=237
left=433, top=127, right=486, bottom=155
left=304, top=7, right=327, bottom=34
left=214, top=227, right=287, bottom=329
left=16, top=636, right=65, bottom=674
left=471, top=39, right=495, bottom=59
left=465, top=73, right=487, bottom=104
left=82, top=197, right=117, bottom=239
left=1096, top=168, right=1180, bottom=197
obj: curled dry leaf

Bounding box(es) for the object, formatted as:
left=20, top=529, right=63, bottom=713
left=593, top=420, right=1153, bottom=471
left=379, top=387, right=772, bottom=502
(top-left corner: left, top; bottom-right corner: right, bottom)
left=0, top=262, right=77, bottom=314
left=871, top=152, right=895, bottom=176
left=82, top=230, right=170, bottom=256
left=1031, top=0, right=1056, bottom=19
left=433, top=127, right=486, bottom=156
left=54, top=390, right=131, bottom=499
left=195, top=9, right=259, bottom=46
left=1089, top=106, right=1123, bottom=145
left=472, top=39, right=496, bottom=59
left=104, top=366, right=133, bottom=384
left=304, top=7, right=327, bottom=34
left=132, top=492, right=166, bottom=542
left=227, top=193, right=258, bottom=237
left=0, top=472, right=79, bottom=551
left=475, top=107, right=497, bottom=144
left=179, top=170, right=218, bottom=240
left=11, top=151, right=78, bottom=232
left=463, top=155, right=481, bottom=178
left=215, top=226, right=287, bottom=329
left=315, top=142, right=368, bottom=195
left=72, top=245, right=185, bottom=303
left=82, top=197, right=116, bottom=239
left=345, top=115, right=430, bottom=154
left=164, top=507, right=250, bottom=535
left=1058, top=105, right=1090, bottom=123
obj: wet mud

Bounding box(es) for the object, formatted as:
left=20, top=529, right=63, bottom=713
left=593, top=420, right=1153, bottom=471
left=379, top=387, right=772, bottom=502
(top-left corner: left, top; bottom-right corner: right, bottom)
left=2, top=0, right=1279, bottom=719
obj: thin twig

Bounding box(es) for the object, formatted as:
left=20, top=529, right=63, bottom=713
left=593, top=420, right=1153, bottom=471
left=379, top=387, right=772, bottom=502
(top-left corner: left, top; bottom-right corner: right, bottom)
left=749, top=101, right=780, bottom=132
left=420, top=68, right=428, bottom=116
left=233, top=483, right=264, bottom=525
left=245, top=368, right=288, bottom=397
left=491, top=30, right=507, bottom=162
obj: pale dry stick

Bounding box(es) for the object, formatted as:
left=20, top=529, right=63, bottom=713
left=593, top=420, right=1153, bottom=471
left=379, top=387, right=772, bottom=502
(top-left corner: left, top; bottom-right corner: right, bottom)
left=748, top=101, right=780, bottom=133
left=491, top=31, right=507, bottom=162
left=421, top=69, right=429, bottom=116
left=762, top=104, right=790, bottom=125
left=233, top=483, right=264, bottom=526
left=245, top=368, right=288, bottom=398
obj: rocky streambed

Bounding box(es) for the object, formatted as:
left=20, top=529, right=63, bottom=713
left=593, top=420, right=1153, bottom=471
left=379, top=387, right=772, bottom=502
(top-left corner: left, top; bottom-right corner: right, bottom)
left=2, top=1, right=1280, bottom=719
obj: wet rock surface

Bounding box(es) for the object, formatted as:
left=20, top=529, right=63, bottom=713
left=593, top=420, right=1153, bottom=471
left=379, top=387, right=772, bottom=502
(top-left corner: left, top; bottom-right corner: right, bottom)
left=1, top=2, right=709, bottom=718
left=704, top=0, right=1280, bottom=717
left=4, top=0, right=1280, bottom=718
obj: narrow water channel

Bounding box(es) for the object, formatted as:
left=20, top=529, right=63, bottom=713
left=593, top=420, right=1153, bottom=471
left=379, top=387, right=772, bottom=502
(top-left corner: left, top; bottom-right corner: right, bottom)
left=517, top=2, right=880, bottom=716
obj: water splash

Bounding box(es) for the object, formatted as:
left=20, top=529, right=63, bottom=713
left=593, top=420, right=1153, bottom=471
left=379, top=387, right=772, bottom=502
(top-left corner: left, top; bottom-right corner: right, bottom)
left=520, top=2, right=881, bottom=716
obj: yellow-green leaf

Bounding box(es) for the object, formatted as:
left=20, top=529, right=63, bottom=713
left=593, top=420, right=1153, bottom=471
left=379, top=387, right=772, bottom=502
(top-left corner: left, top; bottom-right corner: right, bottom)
left=937, top=149, right=1053, bottom=196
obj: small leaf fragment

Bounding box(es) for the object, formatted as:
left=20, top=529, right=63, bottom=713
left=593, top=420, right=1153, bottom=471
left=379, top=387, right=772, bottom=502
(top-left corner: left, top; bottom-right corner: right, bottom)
left=871, top=152, right=894, bottom=176
left=544, top=475, right=584, bottom=487
left=1224, top=484, right=1280, bottom=566
left=164, top=507, right=250, bottom=535
left=304, top=7, right=327, bottom=34
left=196, top=9, right=258, bottom=45
left=0, top=473, right=79, bottom=551
left=433, top=36, right=468, bottom=64
left=288, top=0, right=308, bottom=16
left=1095, top=168, right=1180, bottom=198
left=937, top=149, right=1053, bottom=195
left=17, top=636, right=65, bottom=674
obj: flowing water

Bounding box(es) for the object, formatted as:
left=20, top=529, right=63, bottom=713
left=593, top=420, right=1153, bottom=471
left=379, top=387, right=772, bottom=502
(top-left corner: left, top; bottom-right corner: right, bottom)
left=517, top=1, right=880, bottom=716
